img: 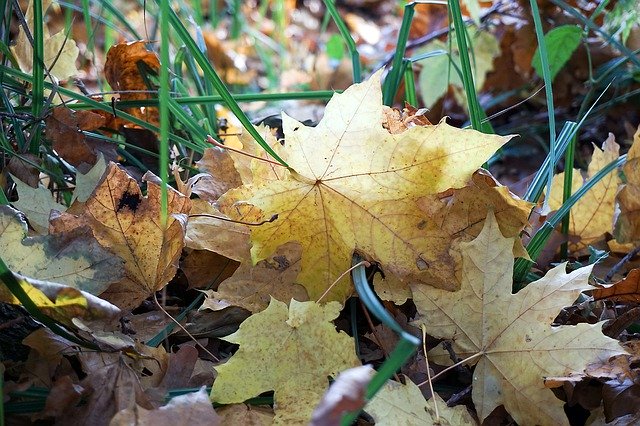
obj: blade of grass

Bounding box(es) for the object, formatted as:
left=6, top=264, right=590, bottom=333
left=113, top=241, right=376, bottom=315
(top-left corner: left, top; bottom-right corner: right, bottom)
left=156, top=1, right=289, bottom=167
left=382, top=2, right=415, bottom=105
left=403, top=59, right=417, bottom=106
left=322, top=0, right=361, bottom=83
left=340, top=254, right=420, bottom=425
left=159, top=0, right=171, bottom=226
left=514, top=155, right=626, bottom=286
left=30, top=0, right=44, bottom=153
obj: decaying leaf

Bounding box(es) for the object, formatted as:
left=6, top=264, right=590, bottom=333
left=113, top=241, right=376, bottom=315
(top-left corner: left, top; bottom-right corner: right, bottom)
left=201, top=242, right=307, bottom=313
left=10, top=0, right=79, bottom=81
left=73, top=154, right=108, bottom=204
left=0, top=205, right=123, bottom=294
left=110, top=387, right=221, bottom=426
left=216, top=404, right=274, bottom=425
left=220, top=71, right=511, bottom=302
left=50, top=163, right=190, bottom=310
left=411, top=211, right=625, bottom=425
left=615, top=125, right=640, bottom=243
left=549, top=134, right=620, bottom=250
left=310, top=365, right=374, bottom=426
left=365, top=378, right=476, bottom=425
left=104, top=41, right=160, bottom=126
left=45, top=107, right=117, bottom=167
left=180, top=249, right=239, bottom=290
left=593, top=269, right=640, bottom=303
left=0, top=272, right=120, bottom=327
left=211, top=298, right=360, bottom=425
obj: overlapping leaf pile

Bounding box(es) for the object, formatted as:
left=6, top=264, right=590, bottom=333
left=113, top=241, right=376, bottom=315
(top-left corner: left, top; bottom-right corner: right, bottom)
left=3, top=71, right=640, bottom=426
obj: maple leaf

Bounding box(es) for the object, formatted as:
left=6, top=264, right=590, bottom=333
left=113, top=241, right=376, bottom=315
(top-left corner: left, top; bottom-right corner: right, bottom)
left=615, top=125, right=640, bottom=243
left=211, top=298, right=360, bottom=425
left=549, top=134, right=620, bottom=250
left=365, top=377, right=476, bottom=425
left=411, top=211, right=625, bottom=425
left=11, top=174, right=67, bottom=234
left=51, top=163, right=190, bottom=310
left=10, top=0, right=79, bottom=81
left=0, top=205, right=123, bottom=294
left=220, top=72, right=511, bottom=302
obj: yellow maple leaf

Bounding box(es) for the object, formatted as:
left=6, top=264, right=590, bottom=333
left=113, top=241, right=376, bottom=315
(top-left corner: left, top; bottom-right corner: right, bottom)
left=365, top=378, right=476, bottom=425
left=51, top=163, right=191, bottom=310
left=220, top=71, right=511, bottom=302
left=211, top=298, right=359, bottom=425
left=549, top=134, right=620, bottom=250
left=615, top=125, right=640, bottom=243
left=10, top=0, right=79, bottom=81
left=411, top=211, right=625, bottom=425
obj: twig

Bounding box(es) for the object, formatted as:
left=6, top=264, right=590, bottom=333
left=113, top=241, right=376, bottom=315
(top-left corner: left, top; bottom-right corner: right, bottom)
left=604, top=244, right=640, bottom=282
left=188, top=213, right=278, bottom=226
left=317, top=260, right=370, bottom=303
left=420, top=325, right=439, bottom=421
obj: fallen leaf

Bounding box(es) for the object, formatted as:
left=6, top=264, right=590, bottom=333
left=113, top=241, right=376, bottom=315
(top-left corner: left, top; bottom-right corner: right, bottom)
left=186, top=199, right=251, bottom=262
left=5, top=154, right=40, bottom=188
left=201, top=242, right=308, bottom=313
left=615, top=125, right=640, bottom=243
left=411, top=211, right=625, bottom=425
left=549, top=134, right=620, bottom=250
left=180, top=249, right=239, bottom=290
left=73, top=154, right=108, bottom=204
left=11, top=174, right=66, bottom=234
left=211, top=298, right=360, bottom=424
left=418, top=27, right=500, bottom=108
left=219, top=71, right=510, bottom=302
left=0, top=271, right=120, bottom=327
left=104, top=41, right=160, bottom=126
left=365, top=378, right=476, bottom=425
left=216, top=404, right=274, bottom=425
left=0, top=205, right=123, bottom=294
left=50, top=163, right=190, bottom=310
left=10, top=0, right=79, bottom=81
left=592, top=269, right=640, bottom=303
left=310, top=365, right=374, bottom=426
left=195, top=147, right=242, bottom=190
left=110, top=387, right=221, bottom=426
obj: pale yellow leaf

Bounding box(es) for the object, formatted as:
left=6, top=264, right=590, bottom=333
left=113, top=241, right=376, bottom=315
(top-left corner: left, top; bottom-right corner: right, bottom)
left=411, top=211, right=625, bottom=425
left=615, top=125, right=640, bottom=243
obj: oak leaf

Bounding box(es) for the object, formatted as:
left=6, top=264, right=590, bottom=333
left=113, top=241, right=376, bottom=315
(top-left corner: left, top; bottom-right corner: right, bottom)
left=220, top=72, right=511, bottom=302
left=549, top=134, right=620, bottom=250
left=615, top=125, right=640, bottom=243
left=211, top=298, right=360, bottom=425
left=411, top=211, right=625, bottom=425
left=51, top=163, right=190, bottom=310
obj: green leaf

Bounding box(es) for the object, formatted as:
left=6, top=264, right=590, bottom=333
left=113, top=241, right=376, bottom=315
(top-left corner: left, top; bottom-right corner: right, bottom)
left=531, top=25, right=582, bottom=82
left=326, top=34, right=345, bottom=61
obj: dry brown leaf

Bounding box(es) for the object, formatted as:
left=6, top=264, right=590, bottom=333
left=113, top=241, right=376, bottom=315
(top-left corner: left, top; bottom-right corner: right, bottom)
left=216, top=404, right=274, bottom=425
left=45, top=107, right=117, bottom=167
left=200, top=242, right=307, bottom=313
left=110, top=387, right=221, bottom=426
left=180, top=249, right=239, bottom=290
left=593, top=269, right=640, bottom=303
left=104, top=42, right=160, bottom=126
left=615, top=125, right=640, bottom=243
left=411, top=211, right=625, bottom=425
left=51, top=163, right=190, bottom=310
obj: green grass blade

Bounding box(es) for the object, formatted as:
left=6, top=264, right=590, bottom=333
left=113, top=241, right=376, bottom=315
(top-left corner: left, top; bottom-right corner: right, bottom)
left=403, top=59, right=417, bottom=106
left=322, top=0, right=361, bottom=83
left=383, top=2, right=414, bottom=105
left=159, top=0, right=170, bottom=225
left=30, top=0, right=44, bottom=153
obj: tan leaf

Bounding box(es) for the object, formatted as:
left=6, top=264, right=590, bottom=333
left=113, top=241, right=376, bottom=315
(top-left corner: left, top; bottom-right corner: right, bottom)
left=181, top=249, right=239, bottom=290
left=216, top=404, right=274, bottom=425
left=549, top=134, right=620, bottom=250
left=51, top=163, right=190, bottom=310
left=11, top=174, right=66, bottom=234
left=201, top=242, right=308, bottom=313
left=411, top=211, right=625, bottom=425
left=615, top=125, right=640, bottom=243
